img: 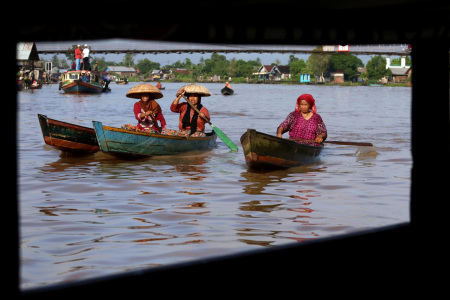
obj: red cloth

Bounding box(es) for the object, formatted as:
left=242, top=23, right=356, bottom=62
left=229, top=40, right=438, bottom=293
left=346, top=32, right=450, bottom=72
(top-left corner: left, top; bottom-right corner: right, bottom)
left=295, top=94, right=317, bottom=114
left=134, top=102, right=166, bottom=132
left=170, top=102, right=210, bottom=132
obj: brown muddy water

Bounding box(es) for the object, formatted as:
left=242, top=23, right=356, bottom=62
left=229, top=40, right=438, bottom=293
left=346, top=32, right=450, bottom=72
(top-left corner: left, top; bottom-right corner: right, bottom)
left=19, top=82, right=411, bottom=289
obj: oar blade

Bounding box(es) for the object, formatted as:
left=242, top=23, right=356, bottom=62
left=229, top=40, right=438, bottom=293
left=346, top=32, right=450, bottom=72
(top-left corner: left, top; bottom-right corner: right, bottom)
left=211, top=124, right=239, bottom=151
left=355, top=144, right=378, bottom=156
left=180, top=94, right=238, bottom=151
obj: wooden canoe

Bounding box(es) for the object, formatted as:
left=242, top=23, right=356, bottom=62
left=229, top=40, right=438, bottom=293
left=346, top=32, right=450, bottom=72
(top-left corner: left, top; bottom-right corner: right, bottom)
left=38, top=114, right=99, bottom=153
left=240, top=129, right=323, bottom=169
left=221, top=86, right=234, bottom=95
left=92, top=121, right=217, bottom=158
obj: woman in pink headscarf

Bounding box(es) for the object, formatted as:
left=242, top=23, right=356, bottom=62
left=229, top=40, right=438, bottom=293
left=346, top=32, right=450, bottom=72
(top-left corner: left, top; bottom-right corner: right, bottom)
left=276, top=94, right=327, bottom=145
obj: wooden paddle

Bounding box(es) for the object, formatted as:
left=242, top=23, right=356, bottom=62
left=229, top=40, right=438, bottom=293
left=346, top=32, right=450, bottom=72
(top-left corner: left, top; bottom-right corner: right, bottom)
left=289, top=138, right=377, bottom=156
left=289, top=138, right=374, bottom=147
left=180, top=94, right=238, bottom=151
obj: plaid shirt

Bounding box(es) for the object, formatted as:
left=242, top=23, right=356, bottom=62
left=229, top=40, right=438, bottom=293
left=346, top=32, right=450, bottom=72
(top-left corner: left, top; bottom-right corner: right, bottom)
left=279, top=112, right=327, bottom=144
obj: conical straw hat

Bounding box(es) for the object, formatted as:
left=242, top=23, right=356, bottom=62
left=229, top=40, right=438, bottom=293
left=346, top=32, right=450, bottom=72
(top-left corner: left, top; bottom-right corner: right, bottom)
left=177, top=83, right=211, bottom=97
left=126, top=83, right=163, bottom=99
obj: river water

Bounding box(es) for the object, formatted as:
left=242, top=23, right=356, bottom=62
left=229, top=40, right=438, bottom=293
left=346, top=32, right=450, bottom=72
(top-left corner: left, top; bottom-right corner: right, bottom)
left=19, top=82, right=411, bottom=289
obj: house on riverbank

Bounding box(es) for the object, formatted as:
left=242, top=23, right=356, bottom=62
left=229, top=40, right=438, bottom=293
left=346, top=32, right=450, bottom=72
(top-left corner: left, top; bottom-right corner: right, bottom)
left=105, top=66, right=137, bottom=78
left=253, top=65, right=291, bottom=81
left=386, top=56, right=411, bottom=83
left=17, top=42, right=47, bottom=81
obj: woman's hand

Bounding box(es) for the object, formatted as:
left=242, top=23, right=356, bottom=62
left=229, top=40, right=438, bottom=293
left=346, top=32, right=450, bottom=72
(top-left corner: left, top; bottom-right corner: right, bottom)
left=173, top=89, right=185, bottom=105
left=315, top=134, right=324, bottom=143
left=198, top=112, right=210, bottom=122
left=276, top=126, right=283, bottom=138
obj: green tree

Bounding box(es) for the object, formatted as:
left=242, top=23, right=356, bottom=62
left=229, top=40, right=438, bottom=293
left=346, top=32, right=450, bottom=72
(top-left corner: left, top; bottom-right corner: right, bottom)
left=390, top=56, right=412, bottom=66
left=65, top=44, right=78, bottom=62
left=204, top=53, right=229, bottom=75
left=60, top=59, right=69, bottom=69
left=288, top=54, right=299, bottom=65
left=136, top=58, right=160, bottom=75
left=234, top=59, right=259, bottom=77
left=330, top=53, right=364, bottom=81
left=307, top=46, right=331, bottom=77
left=184, top=58, right=193, bottom=69
left=51, top=55, right=60, bottom=68
left=172, top=60, right=185, bottom=68
left=366, top=55, right=392, bottom=81
left=90, top=56, right=116, bottom=72
left=290, top=59, right=308, bottom=78
left=121, top=53, right=136, bottom=66
left=227, top=58, right=237, bottom=77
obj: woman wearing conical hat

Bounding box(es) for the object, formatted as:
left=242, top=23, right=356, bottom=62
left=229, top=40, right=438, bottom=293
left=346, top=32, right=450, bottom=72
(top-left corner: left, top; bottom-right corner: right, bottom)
left=125, top=83, right=166, bottom=133
left=170, top=84, right=211, bottom=137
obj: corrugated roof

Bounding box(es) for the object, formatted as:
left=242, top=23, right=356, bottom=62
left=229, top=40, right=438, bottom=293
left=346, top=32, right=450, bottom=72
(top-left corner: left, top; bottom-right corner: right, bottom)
left=106, top=66, right=136, bottom=72
left=389, top=67, right=410, bottom=75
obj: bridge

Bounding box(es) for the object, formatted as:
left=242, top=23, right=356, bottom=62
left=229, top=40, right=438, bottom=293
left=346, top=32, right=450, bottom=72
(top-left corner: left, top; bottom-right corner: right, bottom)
left=35, top=39, right=411, bottom=56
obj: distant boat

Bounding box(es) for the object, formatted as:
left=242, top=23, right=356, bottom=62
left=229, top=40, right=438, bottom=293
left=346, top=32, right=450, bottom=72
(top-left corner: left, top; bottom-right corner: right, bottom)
left=221, top=86, right=234, bottom=95
left=60, top=70, right=108, bottom=93
left=93, top=121, right=217, bottom=158
left=115, top=78, right=128, bottom=84
left=29, top=81, right=43, bottom=89
left=38, top=114, right=99, bottom=154
left=240, top=129, right=323, bottom=169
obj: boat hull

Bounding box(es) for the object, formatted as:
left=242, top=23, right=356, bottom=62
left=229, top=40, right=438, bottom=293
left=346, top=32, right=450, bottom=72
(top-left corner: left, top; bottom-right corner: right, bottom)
left=60, top=71, right=106, bottom=94
left=38, top=114, right=99, bottom=153
left=93, top=121, right=217, bottom=158
left=221, top=87, right=234, bottom=95
left=240, top=129, right=323, bottom=169
left=62, top=81, right=104, bottom=93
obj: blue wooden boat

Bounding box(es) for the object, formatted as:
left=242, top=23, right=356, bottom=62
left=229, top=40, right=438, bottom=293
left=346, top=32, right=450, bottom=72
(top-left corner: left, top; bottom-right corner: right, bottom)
left=60, top=70, right=108, bottom=93
left=92, top=121, right=217, bottom=158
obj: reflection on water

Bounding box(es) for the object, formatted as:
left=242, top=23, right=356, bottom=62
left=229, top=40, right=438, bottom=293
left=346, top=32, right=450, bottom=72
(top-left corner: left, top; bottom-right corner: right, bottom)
left=19, top=83, right=411, bottom=288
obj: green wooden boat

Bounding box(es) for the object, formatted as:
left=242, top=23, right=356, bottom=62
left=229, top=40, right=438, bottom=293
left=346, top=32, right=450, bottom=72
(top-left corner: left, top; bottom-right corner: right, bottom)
left=240, top=129, right=323, bottom=169
left=93, top=121, right=217, bottom=158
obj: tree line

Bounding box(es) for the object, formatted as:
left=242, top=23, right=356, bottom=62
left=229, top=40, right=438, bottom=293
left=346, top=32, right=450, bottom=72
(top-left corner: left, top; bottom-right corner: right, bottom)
left=50, top=44, right=410, bottom=83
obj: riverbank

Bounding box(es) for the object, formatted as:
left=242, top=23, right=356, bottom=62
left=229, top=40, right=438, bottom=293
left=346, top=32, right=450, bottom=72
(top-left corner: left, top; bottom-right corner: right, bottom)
left=126, top=76, right=412, bottom=87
